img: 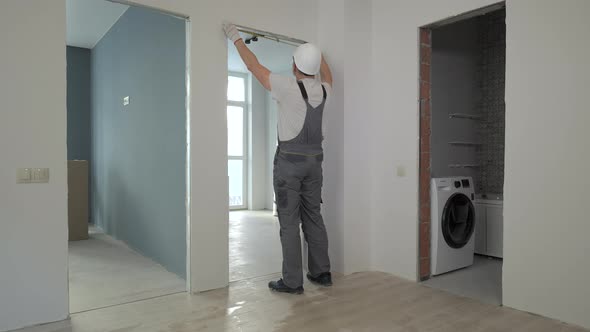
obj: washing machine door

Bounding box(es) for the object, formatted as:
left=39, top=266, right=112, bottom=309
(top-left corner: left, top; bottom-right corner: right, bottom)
left=441, top=193, right=475, bottom=249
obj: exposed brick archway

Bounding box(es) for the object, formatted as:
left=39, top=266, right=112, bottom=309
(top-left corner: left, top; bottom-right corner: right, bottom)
left=418, top=28, right=432, bottom=280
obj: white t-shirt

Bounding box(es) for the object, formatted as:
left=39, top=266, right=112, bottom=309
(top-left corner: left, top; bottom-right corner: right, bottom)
left=270, top=73, right=332, bottom=141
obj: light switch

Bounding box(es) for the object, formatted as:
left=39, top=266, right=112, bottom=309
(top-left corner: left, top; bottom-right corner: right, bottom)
left=396, top=165, right=406, bottom=177
left=31, top=168, right=50, bottom=183
left=123, top=96, right=130, bottom=106
left=17, top=168, right=32, bottom=184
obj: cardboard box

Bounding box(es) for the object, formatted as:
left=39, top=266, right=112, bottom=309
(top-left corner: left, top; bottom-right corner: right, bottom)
left=68, top=160, right=89, bottom=241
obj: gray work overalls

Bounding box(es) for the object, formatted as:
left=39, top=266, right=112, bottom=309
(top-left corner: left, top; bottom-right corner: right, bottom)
left=273, top=81, right=331, bottom=288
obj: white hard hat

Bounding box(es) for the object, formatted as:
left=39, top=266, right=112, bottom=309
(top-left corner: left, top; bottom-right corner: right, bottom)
left=293, top=43, right=321, bottom=76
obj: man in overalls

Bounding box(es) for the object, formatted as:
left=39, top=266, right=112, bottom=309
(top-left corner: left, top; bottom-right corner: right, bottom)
left=225, top=24, right=333, bottom=294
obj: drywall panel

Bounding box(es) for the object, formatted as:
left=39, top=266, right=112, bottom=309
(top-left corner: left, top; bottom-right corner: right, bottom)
left=3, top=0, right=590, bottom=329
left=249, top=77, right=268, bottom=210
left=317, top=0, right=346, bottom=273
left=266, top=91, right=278, bottom=210
left=314, top=0, right=374, bottom=275
left=66, top=46, right=92, bottom=161
left=370, top=0, right=499, bottom=280
left=0, top=1, right=69, bottom=331
left=342, top=0, right=373, bottom=273
left=128, top=0, right=318, bottom=291
left=91, top=6, right=187, bottom=278
left=371, top=0, right=590, bottom=328
left=502, top=0, right=590, bottom=328
left=0, top=1, right=320, bottom=328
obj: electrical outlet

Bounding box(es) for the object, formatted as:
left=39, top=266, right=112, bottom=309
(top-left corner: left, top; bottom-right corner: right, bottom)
left=17, top=168, right=49, bottom=184
left=30, top=168, right=50, bottom=183
left=123, top=96, right=130, bottom=106
left=17, top=168, right=32, bottom=184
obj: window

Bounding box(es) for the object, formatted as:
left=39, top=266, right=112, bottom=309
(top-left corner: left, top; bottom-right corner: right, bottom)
left=227, top=73, right=248, bottom=209
left=227, top=76, right=246, bottom=102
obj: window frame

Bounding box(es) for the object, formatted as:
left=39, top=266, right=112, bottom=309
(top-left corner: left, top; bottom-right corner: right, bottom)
left=227, top=72, right=249, bottom=210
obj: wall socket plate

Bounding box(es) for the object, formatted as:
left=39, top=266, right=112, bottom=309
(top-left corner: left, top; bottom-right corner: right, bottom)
left=17, top=168, right=49, bottom=184
left=396, top=165, right=406, bottom=177
left=17, top=168, right=32, bottom=183
left=123, top=96, right=130, bottom=106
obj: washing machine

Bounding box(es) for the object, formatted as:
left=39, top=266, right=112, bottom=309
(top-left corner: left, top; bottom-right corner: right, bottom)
left=431, top=177, right=476, bottom=275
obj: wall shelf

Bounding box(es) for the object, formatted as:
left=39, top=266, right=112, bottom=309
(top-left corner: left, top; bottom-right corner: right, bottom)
left=449, top=113, right=483, bottom=121
left=448, top=141, right=482, bottom=146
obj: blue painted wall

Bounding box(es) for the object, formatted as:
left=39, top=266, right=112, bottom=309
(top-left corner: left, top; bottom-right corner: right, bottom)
left=91, top=7, right=186, bottom=279
left=67, top=46, right=91, bottom=161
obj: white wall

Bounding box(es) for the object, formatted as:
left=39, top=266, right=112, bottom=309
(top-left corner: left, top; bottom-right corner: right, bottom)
left=265, top=91, right=278, bottom=210
left=4, top=0, right=590, bottom=329
left=249, top=76, right=268, bottom=210
left=0, top=1, right=69, bottom=331
left=502, top=0, right=590, bottom=328
left=125, top=0, right=319, bottom=292
left=369, top=0, right=498, bottom=281
left=316, top=0, right=347, bottom=273
left=342, top=0, right=374, bottom=273
left=0, top=1, right=321, bottom=329
left=316, top=0, right=374, bottom=274
left=371, top=0, right=590, bottom=328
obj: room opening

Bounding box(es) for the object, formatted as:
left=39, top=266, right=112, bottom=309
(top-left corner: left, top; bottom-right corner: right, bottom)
left=66, top=0, right=189, bottom=313
left=418, top=3, right=506, bottom=305
left=226, top=27, right=303, bottom=282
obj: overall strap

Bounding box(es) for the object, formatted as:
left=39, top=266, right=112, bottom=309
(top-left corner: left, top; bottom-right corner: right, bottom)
left=298, top=81, right=328, bottom=103
left=297, top=81, right=308, bottom=101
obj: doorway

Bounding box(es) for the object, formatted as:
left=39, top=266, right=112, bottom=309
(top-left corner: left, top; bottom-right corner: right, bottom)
left=66, top=0, right=190, bottom=313
left=418, top=4, right=506, bottom=305
left=226, top=27, right=303, bottom=282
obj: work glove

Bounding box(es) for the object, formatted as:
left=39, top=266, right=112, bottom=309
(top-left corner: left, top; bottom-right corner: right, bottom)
left=224, top=23, right=242, bottom=44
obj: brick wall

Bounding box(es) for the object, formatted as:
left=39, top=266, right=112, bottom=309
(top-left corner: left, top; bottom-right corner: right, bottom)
left=475, top=9, right=506, bottom=195
left=419, top=28, right=432, bottom=280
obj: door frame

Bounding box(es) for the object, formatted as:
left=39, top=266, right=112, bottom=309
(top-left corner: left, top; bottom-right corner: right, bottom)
left=67, top=1, right=193, bottom=303
left=417, top=1, right=506, bottom=285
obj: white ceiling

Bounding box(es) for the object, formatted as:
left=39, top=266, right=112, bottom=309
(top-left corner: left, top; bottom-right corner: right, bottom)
left=67, top=0, right=129, bottom=49
left=67, top=1, right=296, bottom=68
left=228, top=33, right=297, bottom=73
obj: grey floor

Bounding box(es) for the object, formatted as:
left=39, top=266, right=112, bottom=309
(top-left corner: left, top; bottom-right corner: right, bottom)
left=423, top=255, right=503, bottom=305
left=19, top=271, right=588, bottom=332
left=229, top=210, right=282, bottom=282
left=68, top=228, right=186, bottom=313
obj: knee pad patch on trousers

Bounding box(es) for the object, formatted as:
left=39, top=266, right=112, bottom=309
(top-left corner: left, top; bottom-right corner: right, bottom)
left=275, top=178, right=289, bottom=209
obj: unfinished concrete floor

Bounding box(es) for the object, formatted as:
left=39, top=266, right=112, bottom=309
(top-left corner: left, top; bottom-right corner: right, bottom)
left=68, top=228, right=185, bottom=313
left=229, top=210, right=282, bottom=282
left=17, top=271, right=589, bottom=332
left=423, top=255, right=503, bottom=305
